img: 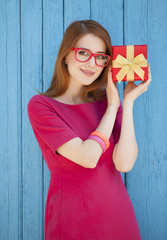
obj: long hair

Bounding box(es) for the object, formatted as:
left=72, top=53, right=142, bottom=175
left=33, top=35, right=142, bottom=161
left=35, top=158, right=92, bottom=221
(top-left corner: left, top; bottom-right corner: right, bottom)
left=37, top=20, right=112, bottom=102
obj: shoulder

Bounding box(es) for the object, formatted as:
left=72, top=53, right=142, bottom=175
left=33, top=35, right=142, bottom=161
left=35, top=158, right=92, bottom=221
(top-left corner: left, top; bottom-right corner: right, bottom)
left=28, top=95, right=41, bottom=114
left=28, top=94, right=45, bottom=105
left=27, top=94, right=52, bottom=110
left=27, top=94, right=55, bottom=119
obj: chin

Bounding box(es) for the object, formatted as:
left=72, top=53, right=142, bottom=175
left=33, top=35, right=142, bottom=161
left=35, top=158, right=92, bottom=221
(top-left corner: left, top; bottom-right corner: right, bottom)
left=82, top=78, right=97, bottom=86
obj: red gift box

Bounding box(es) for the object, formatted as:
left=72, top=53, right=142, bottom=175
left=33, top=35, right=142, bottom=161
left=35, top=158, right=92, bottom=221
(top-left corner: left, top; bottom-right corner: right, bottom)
left=112, top=45, right=148, bottom=83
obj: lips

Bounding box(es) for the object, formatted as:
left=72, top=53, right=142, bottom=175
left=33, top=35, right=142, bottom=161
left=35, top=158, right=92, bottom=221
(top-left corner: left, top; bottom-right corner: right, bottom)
left=80, top=68, right=95, bottom=76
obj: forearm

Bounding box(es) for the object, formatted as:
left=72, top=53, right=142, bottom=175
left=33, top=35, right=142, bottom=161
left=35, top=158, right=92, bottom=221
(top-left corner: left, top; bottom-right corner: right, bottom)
left=113, top=98, right=138, bottom=172
left=83, top=104, right=119, bottom=167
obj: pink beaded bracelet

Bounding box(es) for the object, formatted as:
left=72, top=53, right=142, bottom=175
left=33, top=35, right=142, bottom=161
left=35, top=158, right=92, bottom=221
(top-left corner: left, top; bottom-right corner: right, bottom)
left=87, top=135, right=107, bottom=153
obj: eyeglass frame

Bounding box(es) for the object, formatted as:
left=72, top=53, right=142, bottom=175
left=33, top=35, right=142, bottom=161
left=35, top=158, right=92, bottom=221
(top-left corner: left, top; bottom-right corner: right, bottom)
left=71, top=47, right=111, bottom=67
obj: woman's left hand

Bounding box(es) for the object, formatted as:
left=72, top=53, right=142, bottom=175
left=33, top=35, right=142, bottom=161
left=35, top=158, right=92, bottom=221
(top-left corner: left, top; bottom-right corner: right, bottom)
left=123, top=63, right=152, bottom=103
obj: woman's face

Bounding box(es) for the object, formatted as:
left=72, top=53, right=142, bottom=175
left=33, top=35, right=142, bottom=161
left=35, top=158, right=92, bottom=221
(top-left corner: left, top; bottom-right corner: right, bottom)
left=65, top=33, right=107, bottom=86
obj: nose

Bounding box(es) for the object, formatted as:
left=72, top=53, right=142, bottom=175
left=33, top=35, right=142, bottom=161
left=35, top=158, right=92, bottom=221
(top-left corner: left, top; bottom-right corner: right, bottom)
left=86, top=56, right=96, bottom=67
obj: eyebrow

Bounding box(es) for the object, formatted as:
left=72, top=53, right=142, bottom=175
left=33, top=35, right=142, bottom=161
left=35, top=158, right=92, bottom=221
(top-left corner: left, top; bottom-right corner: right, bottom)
left=79, top=47, right=106, bottom=54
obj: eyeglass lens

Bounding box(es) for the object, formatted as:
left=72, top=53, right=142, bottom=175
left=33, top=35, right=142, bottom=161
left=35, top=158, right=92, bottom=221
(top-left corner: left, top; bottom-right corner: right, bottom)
left=76, top=49, right=109, bottom=66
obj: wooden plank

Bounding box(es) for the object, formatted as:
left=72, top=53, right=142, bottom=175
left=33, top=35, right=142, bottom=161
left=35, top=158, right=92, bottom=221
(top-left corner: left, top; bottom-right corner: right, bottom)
left=91, top=0, right=125, bottom=182
left=124, top=0, right=150, bottom=238
left=42, top=0, right=64, bottom=238
left=124, top=0, right=167, bottom=239
left=91, top=0, right=123, bottom=45
left=21, top=0, right=43, bottom=239
left=64, top=0, right=90, bottom=29
left=0, top=0, right=21, bottom=239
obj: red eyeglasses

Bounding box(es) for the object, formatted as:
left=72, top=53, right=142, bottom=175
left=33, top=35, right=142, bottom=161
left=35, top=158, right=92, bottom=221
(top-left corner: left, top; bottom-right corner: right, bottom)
left=71, top=47, right=111, bottom=67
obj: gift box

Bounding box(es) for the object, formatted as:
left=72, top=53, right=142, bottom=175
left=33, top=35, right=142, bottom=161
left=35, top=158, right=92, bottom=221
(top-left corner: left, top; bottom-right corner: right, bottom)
left=112, top=45, right=148, bottom=83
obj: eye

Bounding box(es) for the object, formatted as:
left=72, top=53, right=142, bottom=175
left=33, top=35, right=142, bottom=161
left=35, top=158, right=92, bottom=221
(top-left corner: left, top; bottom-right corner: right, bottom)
left=97, top=55, right=108, bottom=60
left=78, top=50, right=89, bottom=56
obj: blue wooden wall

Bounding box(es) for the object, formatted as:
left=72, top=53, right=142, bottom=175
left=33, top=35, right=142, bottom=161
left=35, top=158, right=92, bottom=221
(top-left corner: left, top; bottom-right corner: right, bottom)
left=0, top=0, right=167, bottom=239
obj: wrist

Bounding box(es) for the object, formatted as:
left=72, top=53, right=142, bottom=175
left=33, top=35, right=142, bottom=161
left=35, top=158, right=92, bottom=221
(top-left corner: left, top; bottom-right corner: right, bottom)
left=107, top=103, right=119, bottom=112
left=123, top=97, right=134, bottom=107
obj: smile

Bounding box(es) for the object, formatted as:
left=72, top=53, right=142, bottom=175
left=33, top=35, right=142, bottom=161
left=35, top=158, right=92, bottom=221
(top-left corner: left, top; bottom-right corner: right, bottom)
left=80, top=69, right=95, bottom=76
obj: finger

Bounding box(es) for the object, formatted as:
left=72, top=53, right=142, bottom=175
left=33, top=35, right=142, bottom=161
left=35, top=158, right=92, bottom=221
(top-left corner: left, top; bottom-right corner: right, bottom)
left=145, top=64, right=152, bottom=86
left=133, top=82, right=149, bottom=96
left=107, top=68, right=118, bottom=90
left=107, top=67, right=112, bottom=82
left=148, top=63, right=152, bottom=82
left=108, top=67, right=114, bottom=84
left=145, top=63, right=151, bottom=82
left=129, top=79, right=148, bottom=95
left=110, top=71, right=118, bottom=88
left=137, top=63, right=152, bottom=88
left=137, top=81, right=149, bottom=91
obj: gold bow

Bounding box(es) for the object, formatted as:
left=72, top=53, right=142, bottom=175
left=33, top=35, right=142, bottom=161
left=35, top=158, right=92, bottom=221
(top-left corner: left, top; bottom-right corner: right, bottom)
left=112, top=45, right=147, bottom=83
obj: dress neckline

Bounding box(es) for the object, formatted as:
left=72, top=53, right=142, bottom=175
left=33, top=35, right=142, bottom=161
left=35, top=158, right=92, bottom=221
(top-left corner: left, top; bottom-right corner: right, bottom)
left=40, top=95, right=99, bottom=106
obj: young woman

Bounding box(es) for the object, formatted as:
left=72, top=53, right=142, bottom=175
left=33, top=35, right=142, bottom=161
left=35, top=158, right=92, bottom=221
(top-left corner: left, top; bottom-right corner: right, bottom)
left=28, top=20, right=151, bottom=240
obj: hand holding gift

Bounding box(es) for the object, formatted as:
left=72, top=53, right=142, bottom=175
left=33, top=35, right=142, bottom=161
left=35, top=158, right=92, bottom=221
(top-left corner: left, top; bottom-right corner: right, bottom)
left=123, top=63, right=152, bottom=103
left=107, top=63, right=151, bottom=106
left=111, top=44, right=152, bottom=103
left=106, top=66, right=121, bottom=108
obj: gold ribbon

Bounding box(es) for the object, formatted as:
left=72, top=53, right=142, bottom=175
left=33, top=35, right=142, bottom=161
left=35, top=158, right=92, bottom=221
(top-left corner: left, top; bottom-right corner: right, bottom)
left=112, top=45, right=147, bottom=83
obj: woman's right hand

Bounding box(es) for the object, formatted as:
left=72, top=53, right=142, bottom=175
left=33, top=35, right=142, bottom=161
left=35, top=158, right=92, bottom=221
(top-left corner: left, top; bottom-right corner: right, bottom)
left=106, top=66, right=121, bottom=109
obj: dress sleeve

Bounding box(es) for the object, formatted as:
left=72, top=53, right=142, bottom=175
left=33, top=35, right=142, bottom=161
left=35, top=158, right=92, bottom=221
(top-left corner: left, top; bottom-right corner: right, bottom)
left=112, top=102, right=123, bottom=145
left=27, top=96, right=78, bottom=155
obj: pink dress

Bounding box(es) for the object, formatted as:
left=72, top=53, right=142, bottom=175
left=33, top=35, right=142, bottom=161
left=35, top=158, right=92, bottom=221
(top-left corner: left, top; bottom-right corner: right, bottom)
left=27, top=94, right=141, bottom=240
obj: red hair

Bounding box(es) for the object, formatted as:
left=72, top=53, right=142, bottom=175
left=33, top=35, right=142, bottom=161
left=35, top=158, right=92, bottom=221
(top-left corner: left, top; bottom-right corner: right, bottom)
left=37, top=20, right=112, bottom=102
